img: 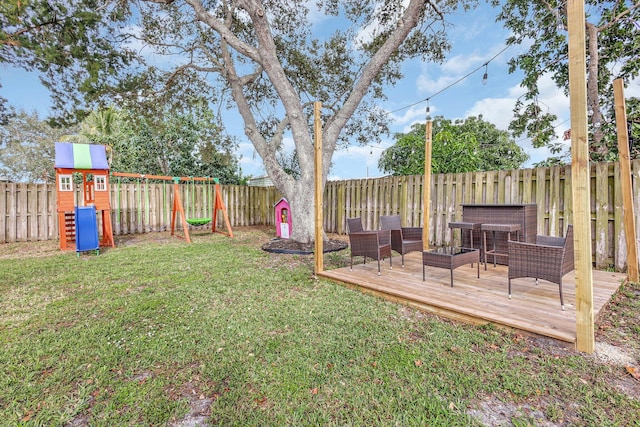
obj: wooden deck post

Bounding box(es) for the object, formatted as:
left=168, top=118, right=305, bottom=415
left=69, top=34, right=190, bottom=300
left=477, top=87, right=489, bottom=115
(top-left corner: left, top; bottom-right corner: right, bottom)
left=423, top=120, right=432, bottom=250
left=314, top=101, right=324, bottom=274
left=567, top=0, right=595, bottom=353
left=613, top=79, right=639, bottom=283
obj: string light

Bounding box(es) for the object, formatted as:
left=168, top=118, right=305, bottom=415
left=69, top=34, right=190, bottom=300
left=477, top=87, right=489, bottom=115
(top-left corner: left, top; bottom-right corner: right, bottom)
left=386, top=3, right=568, bottom=116
left=554, top=4, right=566, bottom=32
left=389, top=43, right=512, bottom=114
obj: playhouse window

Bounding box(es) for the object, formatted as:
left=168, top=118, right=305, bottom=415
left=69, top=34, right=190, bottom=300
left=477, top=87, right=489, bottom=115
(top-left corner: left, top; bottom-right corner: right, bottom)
left=95, top=175, right=107, bottom=191
left=59, top=175, right=73, bottom=192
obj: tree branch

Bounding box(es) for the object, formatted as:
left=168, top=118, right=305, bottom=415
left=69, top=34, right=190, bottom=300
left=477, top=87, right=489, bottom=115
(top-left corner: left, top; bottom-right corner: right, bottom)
left=324, top=0, right=428, bottom=146
left=597, top=1, right=640, bottom=33
left=184, top=0, right=262, bottom=62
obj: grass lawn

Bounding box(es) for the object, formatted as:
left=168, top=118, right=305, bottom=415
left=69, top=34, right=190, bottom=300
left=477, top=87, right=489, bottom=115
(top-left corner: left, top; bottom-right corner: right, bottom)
left=1, top=226, right=639, bottom=426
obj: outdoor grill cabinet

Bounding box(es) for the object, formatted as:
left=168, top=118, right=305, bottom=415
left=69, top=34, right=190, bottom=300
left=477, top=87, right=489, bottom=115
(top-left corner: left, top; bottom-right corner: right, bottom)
left=460, top=204, right=537, bottom=265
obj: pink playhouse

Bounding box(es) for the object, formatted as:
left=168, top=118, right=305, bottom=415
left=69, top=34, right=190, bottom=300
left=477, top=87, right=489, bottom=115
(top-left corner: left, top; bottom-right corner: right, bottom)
left=274, top=198, right=292, bottom=239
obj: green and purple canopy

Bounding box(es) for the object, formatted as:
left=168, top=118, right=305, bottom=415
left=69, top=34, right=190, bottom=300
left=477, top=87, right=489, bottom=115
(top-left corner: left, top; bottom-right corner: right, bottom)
left=55, top=142, right=109, bottom=170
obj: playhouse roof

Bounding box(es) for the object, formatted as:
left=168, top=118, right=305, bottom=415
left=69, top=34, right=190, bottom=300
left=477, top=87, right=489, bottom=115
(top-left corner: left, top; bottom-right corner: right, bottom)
left=274, top=197, right=289, bottom=208
left=54, top=142, right=109, bottom=170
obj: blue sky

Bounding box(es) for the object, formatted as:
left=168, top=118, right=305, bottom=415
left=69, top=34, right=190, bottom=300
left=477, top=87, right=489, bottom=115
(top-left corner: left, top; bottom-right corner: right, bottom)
left=3, top=3, right=639, bottom=181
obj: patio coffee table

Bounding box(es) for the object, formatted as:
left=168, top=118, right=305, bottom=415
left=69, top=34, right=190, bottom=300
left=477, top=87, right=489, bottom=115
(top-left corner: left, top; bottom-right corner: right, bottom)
left=422, top=247, right=480, bottom=287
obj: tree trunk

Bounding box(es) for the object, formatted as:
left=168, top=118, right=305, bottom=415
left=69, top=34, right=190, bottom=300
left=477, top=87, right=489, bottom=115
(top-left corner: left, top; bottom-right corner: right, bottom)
left=282, top=179, right=316, bottom=243
left=586, top=22, right=605, bottom=154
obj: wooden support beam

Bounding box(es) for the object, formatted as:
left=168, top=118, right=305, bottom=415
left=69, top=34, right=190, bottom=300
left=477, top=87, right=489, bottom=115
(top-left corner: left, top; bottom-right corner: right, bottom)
left=423, top=120, right=433, bottom=250
left=111, top=171, right=218, bottom=182
left=567, top=0, right=595, bottom=353
left=613, top=79, right=639, bottom=282
left=171, top=180, right=191, bottom=243
left=314, top=101, right=324, bottom=274
left=212, top=183, right=234, bottom=238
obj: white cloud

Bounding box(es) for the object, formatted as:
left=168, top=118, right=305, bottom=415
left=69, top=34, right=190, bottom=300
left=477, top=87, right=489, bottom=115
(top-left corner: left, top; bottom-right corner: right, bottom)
left=464, top=72, right=571, bottom=167
left=390, top=105, right=428, bottom=127
left=237, top=142, right=265, bottom=177
left=622, top=76, right=640, bottom=98
left=416, top=69, right=461, bottom=94
left=329, top=139, right=393, bottom=180
left=416, top=41, right=514, bottom=97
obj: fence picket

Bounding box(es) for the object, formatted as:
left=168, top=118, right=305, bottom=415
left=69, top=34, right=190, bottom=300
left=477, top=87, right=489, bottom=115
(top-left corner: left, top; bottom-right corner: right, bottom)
left=614, top=162, right=626, bottom=271
left=7, top=183, right=17, bottom=242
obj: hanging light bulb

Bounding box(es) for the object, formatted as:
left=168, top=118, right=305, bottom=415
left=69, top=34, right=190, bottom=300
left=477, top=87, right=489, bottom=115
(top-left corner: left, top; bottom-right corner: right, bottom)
left=555, top=5, right=565, bottom=32
left=482, top=64, right=488, bottom=85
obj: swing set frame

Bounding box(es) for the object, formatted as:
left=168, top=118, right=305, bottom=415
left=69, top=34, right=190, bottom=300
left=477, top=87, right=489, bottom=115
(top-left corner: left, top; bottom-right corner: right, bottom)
left=111, top=172, right=233, bottom=243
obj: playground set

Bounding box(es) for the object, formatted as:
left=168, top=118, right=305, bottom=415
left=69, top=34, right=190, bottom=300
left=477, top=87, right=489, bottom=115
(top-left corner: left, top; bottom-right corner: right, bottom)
left=54, top=142, right=232, bottom=253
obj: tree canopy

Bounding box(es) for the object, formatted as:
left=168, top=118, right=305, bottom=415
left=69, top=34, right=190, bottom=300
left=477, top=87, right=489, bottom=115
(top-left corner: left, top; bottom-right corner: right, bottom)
left=378, top=116, right=529, bottom=175
left=0, top=0, right=140, bottom=125
left=109, top=108, right=244, bottom=184
left=2, top=0, right=479, bottom=242
left=0, top=107, right=244, bottom=184
left=0, top=109, right=72, bottom=182
left=493, top=0, right=640, bottom=163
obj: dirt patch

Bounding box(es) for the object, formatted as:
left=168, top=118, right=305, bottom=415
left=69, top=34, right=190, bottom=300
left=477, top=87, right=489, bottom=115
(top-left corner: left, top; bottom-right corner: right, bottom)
left=0, top=239, right=60, bottom=260
left=468, top=396, right=566, bottom=427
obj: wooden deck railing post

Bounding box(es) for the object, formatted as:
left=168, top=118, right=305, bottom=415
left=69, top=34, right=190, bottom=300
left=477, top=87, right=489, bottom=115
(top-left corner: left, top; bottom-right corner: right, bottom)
left=423, top=120, right=432, bottom=250
left=567, top=0, right=595, bottom=353
left=314, top=101, right=324, bottom=274
left=613, top=78, right=639, bottom=282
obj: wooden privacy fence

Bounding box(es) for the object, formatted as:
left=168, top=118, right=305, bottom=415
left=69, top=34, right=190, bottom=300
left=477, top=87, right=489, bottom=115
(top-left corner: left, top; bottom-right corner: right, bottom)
left=2, top=161, right=640, bottom=270
left=325, top=161, right=640, bottom=271
left=0, top=180, right=283, bottom=242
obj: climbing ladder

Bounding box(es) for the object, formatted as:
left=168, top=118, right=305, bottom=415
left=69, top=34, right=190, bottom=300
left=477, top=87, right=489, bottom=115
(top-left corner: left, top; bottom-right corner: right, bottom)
left=63, top=212, right=76, bottom=248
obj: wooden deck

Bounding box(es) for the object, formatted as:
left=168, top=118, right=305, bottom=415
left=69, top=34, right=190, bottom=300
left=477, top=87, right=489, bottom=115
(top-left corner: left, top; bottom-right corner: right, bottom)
left=318, top=252, right=627, bottom=344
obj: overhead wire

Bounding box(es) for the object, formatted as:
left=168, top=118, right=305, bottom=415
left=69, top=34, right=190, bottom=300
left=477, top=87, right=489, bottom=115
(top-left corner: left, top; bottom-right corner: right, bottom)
left=387, top=0, right=574, bottom=116
left=389, top=43, right=513, bottom=114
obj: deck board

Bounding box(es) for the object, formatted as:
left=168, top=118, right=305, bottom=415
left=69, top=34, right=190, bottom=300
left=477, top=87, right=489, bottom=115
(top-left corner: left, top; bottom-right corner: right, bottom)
left=318, top=252, right=626, bottom=344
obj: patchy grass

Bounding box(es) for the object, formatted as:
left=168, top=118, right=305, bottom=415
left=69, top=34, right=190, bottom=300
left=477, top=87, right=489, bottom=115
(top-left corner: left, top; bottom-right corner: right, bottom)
left=0, top=227, right=638, bottom=426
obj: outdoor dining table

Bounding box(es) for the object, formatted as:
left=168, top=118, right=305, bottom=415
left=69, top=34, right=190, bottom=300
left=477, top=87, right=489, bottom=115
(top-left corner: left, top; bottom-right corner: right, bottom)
left=481, top=222, right=521, bottom=269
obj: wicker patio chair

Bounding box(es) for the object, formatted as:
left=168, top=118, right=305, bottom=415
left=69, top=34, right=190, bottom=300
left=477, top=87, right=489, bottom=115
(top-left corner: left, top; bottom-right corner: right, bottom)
left=347, top=217, right=392, bottom=275
left=380, top=215, right=423, bottom=267
left=507, top=225, right=574, bottom=310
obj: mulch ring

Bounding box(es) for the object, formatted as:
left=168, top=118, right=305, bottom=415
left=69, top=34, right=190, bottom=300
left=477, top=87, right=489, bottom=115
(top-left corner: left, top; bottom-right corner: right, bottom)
left=262, top=237, right=348, bottom=255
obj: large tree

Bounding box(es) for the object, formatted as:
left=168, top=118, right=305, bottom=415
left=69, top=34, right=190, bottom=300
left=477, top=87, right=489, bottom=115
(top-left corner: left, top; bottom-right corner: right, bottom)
left=378, top=116, right=528, bottom=175
left=139, top=0, right=475, bottom=243
left=493, top=0, right=640, bottom=162
left=2, top=0, right=477, bottom=243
